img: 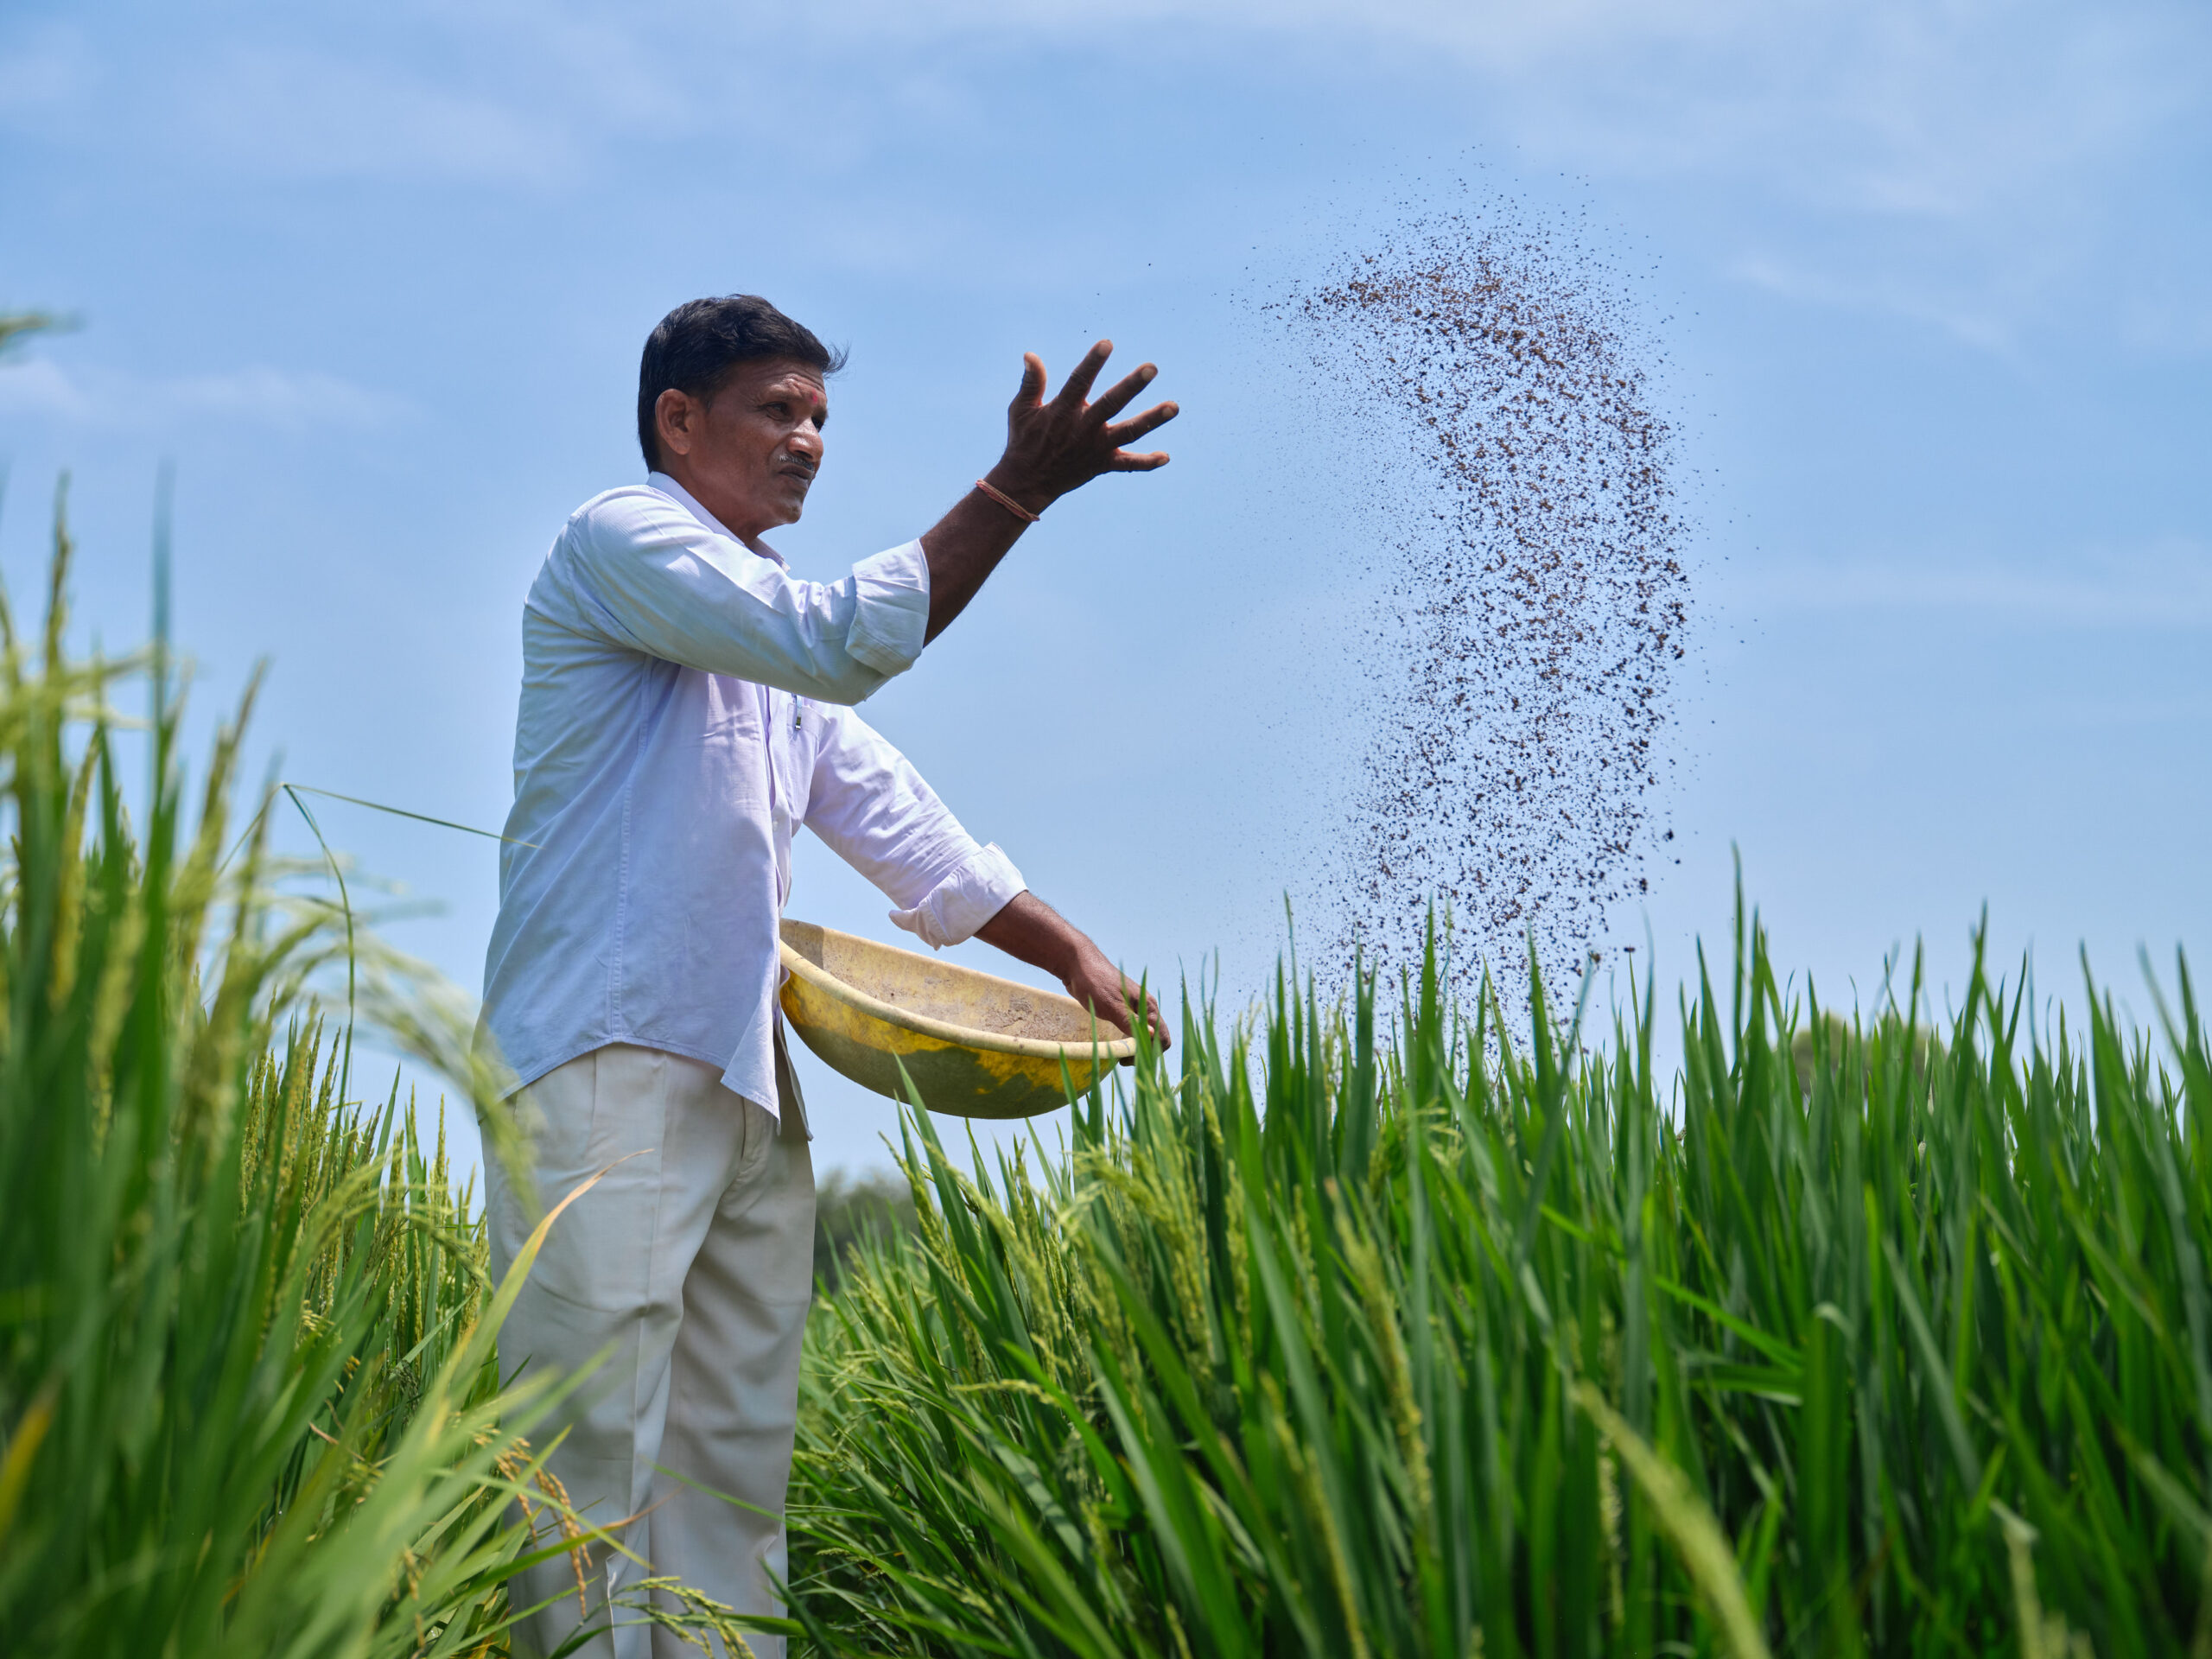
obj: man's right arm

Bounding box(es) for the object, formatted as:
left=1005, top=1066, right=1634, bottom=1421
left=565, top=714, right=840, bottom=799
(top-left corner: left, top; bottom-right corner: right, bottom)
left=550, top=340, right=1177, bottom=697
left=549, top=493, right=925, bottom=705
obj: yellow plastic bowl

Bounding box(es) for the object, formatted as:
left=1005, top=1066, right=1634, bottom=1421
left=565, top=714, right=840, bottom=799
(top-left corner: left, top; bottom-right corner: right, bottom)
left=777, top=919, right=1137, bottom=1119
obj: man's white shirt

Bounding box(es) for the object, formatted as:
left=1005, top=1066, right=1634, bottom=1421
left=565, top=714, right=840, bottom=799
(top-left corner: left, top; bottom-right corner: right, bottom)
left=481, top=473, right=1025, bottom=1119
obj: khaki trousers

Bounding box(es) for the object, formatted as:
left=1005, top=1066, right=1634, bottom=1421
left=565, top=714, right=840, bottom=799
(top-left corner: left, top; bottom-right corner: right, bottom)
left=486, top=1039, right=814, bottom=1659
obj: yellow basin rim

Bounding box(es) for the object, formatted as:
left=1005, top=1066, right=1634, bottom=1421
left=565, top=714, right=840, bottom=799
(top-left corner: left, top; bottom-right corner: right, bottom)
left=777, top=919, right=1136, bottom=1119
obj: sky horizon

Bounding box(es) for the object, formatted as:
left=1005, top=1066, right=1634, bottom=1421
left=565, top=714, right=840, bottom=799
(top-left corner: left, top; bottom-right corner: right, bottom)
left=4, top=0, right=2207, bottom=1179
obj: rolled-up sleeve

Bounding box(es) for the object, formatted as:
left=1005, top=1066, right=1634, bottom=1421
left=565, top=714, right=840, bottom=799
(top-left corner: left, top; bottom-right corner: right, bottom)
left=846, top=541, right=930, bottom=677
left=545, top=484, right=928, bottom=704
left=886, top=842, right=1026, bottom=949
left=802, top=705, right=1026, bottom=949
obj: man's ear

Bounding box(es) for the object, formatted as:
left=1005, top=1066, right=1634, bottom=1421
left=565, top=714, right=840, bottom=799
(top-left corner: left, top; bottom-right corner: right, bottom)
left=655, top=388, right=696, bottom=459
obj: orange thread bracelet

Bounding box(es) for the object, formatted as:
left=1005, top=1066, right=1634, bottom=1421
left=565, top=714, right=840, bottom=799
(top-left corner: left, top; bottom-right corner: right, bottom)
left=974, top=479, right=1042, bottom=523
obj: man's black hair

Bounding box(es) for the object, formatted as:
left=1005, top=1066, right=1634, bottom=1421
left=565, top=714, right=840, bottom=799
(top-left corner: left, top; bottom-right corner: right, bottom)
left=637, top=296, right=845, bottom=473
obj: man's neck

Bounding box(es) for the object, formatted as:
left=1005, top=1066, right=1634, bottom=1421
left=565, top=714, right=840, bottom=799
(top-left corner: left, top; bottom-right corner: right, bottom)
left=653, top=468, right=772, bottom=554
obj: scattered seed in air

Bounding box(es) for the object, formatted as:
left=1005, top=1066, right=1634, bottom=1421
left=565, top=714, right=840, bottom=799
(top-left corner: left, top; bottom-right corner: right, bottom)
left=1268, top=207, right=1692, bottom=1003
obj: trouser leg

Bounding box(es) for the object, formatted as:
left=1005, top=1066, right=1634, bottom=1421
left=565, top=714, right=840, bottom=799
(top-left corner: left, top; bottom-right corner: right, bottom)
left=650, top=1039, right=817, bottom=1659
left=486, top=1045, right=748, bottom=1659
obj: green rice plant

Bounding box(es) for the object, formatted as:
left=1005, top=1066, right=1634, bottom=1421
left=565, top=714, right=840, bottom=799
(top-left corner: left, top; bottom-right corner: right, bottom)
left=0, top=494, right=611, bottom=1658
left=789, top=903, right=2212, bottom=1657
left=815, top=1169, right=921, bottom=1297
left=0, top=298, right=830, bottom=1651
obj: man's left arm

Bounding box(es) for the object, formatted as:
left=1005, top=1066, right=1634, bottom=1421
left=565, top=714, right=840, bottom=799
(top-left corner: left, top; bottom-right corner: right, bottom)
left=802, top=707, right=1167, bottom=1049
left=970, top=890, right=1166, bottom=1052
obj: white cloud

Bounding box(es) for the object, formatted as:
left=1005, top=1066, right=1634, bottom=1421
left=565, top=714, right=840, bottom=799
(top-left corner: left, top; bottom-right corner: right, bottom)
left=1735, top=537, right=2212, bottom=628
left=1726, top=254, right=2024, bottom=356
left=88, top=0, right=2204, bottom=215
left=179, top=44, right=581, bottom=188
left=0, top=357, right=410, bottom=435
left=769, top=0, right=2196, bottom=208
left=18, top=0, right=2207, bottom=340
left=745, top=0, right=2209, bottom=343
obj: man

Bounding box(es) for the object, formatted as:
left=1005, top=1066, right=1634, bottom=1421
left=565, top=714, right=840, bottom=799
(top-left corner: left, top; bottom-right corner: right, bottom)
left=480, top=294, right=1176, bottom=1659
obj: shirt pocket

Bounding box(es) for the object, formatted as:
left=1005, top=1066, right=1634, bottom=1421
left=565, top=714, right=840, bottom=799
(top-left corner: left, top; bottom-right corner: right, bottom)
left=770, top=692, right=817, bottom=825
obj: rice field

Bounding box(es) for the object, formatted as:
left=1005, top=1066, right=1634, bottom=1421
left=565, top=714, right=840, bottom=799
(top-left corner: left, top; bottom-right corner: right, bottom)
left=787, top=935, right=2212, bottom=1657
left=5, top=482, right=2210, bottom=1656
left=0, top=508, right=759, bottom=1657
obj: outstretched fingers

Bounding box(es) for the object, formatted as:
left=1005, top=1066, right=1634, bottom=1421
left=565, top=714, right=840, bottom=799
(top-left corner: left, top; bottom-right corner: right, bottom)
left=1104, top=399, right=1179, bottom=445
left=1087, top=361, right=1160, bottom=423
left=1052, top=339, right=1115, bottom=407
left=994, top=338, right=1174, bottom=499
left=1008, top=352, right=1048, bottom=411
left=1103, top=397, right=1179, bottom=467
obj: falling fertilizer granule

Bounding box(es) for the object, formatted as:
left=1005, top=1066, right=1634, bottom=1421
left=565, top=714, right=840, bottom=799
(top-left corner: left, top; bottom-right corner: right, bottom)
left=1274, top=208, right=1692, bottom=999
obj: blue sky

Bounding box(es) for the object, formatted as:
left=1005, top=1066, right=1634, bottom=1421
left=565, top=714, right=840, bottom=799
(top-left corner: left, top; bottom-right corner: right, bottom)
left=3, top=0, right=2208, bottom=1179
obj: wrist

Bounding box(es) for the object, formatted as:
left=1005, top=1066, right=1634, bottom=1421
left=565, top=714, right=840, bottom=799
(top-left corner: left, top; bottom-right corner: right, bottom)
left=1065, top=938, right=1116, bottom=990
left=983, top=462, right=1057, bottom=518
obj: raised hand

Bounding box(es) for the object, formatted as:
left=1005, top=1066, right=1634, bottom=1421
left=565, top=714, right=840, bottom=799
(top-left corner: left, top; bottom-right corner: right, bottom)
left=984, top=341, right=1178, bottom=516
left=918, top=340, right=1177, bottom=642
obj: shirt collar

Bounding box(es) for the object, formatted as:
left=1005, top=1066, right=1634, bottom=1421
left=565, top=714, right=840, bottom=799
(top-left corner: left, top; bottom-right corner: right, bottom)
left=647, top=471, right=788, bottom=569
